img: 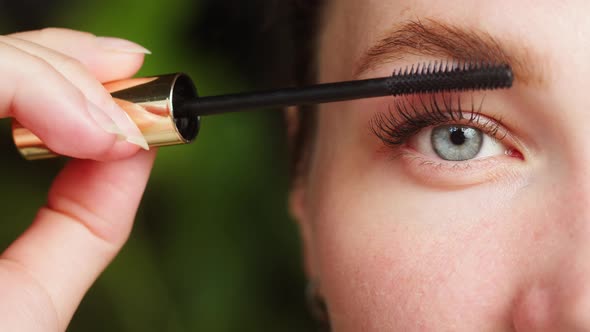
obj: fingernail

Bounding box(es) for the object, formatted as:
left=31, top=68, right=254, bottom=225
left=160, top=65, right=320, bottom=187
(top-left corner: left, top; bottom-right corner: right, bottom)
left=117, top=109, right=150, bottom=151
left=96, top=36, right=151, bottom=54
left=86, top=101, right=126, bottom=138
left=126, top=136, right=150, bottom=150
left=89, top=101, right=150, bottom=150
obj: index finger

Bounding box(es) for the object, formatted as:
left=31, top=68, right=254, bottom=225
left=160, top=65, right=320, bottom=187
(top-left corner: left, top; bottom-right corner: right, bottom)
left=10, top=28, right=149, bottom=83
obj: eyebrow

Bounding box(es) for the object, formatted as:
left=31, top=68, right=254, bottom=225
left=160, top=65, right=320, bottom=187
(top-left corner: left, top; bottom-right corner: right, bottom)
left=354, top=19, right=544, bottom=86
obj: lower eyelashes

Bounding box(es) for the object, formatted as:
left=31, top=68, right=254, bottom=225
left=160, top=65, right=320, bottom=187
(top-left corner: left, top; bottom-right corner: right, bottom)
left=394, top=150, right=525, bottom=188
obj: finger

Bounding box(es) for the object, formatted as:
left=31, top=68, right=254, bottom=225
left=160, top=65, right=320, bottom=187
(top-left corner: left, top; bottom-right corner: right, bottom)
left=0, top=150, right=157, bottom=331
left=0, top=41, right=133, bottom=160
left=0, top=34, right=148, bottom=157
left=9, top=28, right=149, bottom=83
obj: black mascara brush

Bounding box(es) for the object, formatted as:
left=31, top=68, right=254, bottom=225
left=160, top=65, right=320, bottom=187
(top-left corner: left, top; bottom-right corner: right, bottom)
left=12, top=61, right=514, bottom=160
left=178, top=61, right=513, bottom=117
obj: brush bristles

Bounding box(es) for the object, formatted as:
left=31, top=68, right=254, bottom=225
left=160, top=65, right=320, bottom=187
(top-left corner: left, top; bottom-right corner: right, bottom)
left=387, top=61, right=513, bottom=96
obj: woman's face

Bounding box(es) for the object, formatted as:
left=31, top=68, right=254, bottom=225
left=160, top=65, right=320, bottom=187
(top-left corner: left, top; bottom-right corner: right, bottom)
left=290, top=0, right=590, bottom=330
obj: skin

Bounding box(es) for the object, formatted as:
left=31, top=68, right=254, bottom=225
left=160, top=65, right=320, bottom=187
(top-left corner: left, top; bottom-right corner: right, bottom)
left=0, top=28, right=155, bottom=331
left=290, top=0, right=590, bottom=331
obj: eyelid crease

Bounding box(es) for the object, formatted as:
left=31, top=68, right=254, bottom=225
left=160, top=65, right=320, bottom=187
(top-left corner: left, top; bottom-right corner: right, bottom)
left=369, top=92, right=507, bottom=146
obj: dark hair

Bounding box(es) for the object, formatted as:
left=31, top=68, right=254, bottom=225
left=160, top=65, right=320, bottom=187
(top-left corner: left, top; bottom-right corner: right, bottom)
left=191, top=0, right=326, bottom=178
left=286, top=0, right=325, bottom=180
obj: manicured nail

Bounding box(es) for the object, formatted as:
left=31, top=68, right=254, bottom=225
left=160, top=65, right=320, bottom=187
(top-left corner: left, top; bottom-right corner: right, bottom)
left=126, top=136, right=150, bottom=150
left=86, top=101, right=126, bottom=138
left=96, top=36, right=151, bottom=54
left=89, top=101, right=150, bottom=150
left=118, top=110, right=150, bottom=150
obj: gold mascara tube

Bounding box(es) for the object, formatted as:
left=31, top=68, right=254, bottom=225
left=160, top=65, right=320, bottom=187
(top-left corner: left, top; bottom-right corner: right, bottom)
left=12, top=73, right=200, bottom=160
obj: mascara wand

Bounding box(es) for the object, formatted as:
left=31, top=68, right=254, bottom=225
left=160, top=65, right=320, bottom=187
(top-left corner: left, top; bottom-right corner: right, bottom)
left=11, top=61, right=514, bottom=160
left=177, top=61, right=513, bottom=117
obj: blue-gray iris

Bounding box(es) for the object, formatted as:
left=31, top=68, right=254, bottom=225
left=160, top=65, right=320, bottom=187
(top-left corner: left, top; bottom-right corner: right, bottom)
left=431, top=125, right=483, bottom=161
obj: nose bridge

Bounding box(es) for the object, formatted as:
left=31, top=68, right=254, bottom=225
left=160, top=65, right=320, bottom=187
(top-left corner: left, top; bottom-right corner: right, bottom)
left=561, top=175, right=590, bottom=232
left=547, top=167, right=590, bottom=262
left=542, top=156, right=590, bottom=229
left=546, top=106, right=590, bottom=221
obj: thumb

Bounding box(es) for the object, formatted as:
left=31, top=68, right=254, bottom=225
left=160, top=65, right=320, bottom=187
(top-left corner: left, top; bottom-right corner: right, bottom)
left=0, top=150, right=157, bottom=331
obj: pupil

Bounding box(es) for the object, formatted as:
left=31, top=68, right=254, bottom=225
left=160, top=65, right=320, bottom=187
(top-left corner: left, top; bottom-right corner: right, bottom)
left=450, top=128, right=466, bottom=145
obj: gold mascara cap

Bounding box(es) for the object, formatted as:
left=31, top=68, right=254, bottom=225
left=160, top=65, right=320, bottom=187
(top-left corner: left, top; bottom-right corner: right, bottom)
left=12, top=73, right=200, bottom=160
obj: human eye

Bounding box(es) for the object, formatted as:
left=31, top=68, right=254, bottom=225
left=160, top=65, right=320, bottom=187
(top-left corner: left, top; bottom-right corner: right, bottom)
left=370, top=93, right=526, bottom=187
left=410, top=123, right=503, bottom=162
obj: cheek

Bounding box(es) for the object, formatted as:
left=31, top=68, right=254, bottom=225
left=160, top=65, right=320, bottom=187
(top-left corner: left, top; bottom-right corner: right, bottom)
left=310, top=165, right=534, bottom=331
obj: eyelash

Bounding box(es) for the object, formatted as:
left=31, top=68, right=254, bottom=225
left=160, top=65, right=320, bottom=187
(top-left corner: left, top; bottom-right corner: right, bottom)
left=370, top=93, right=506, bottom=147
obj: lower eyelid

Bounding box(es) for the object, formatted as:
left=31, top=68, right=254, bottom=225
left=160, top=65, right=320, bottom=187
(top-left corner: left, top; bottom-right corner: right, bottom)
left=395, top=148, right=527, bottom=188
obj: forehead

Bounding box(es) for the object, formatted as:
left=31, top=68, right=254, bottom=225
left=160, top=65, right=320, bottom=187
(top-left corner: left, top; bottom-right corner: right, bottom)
left=318, top=0, right=589, bottom=82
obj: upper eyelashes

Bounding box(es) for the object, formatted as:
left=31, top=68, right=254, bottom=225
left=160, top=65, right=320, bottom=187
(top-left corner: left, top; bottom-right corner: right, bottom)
left=370, top=92, right=505, bottom=147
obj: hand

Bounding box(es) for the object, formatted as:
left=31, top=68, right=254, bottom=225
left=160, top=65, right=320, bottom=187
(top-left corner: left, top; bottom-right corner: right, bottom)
left=0, top=28, right=156, bottom=331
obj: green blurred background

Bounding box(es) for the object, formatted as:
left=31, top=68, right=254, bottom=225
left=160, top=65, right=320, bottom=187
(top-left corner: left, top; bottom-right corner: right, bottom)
left=0, top=0, right=314, bottom=331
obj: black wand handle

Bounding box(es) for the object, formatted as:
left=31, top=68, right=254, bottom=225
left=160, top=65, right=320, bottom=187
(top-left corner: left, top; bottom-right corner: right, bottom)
left=177, top=62, right=513, bottom=117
